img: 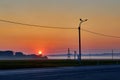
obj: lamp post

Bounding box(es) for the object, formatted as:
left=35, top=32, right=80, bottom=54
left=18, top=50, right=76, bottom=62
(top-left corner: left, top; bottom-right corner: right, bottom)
left=78, top=18, right=88, bottom=61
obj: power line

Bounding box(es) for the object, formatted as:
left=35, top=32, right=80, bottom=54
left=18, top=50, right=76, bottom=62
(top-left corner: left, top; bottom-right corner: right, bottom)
left=82, top=28, right=120, bottom=38
left=0, top=19, right=120, bottom=38
left=0, top=19, right=76, bottom=29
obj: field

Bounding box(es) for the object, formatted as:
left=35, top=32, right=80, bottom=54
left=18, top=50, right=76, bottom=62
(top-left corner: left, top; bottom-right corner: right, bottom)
left=0, top=59, right=120, bottom=69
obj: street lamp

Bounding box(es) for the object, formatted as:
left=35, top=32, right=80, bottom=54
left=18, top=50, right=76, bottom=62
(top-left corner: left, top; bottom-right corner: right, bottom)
left=78, top=18, right=88, bottom=61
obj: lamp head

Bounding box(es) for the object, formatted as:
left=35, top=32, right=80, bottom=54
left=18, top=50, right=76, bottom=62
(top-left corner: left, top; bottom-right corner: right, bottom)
left=80, top=18, right=88, bottom=22
left=80, top=19, right=83, bottom=21
left=85, top=19, right=88, bottom=21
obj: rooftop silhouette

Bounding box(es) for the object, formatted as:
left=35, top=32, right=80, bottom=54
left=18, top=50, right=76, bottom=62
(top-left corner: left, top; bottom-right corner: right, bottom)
left=0, top=50, right=48, bottom=59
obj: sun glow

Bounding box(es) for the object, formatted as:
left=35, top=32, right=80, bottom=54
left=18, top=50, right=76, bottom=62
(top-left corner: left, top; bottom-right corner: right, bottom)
left=38, top=50, right=42, bottom=55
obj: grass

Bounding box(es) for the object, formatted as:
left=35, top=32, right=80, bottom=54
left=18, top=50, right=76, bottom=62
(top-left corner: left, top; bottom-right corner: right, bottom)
left=0, top=59, right=120, bottom=70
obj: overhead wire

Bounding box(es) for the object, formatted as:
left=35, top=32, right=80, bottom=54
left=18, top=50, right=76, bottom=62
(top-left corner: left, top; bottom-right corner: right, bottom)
left=82, top=28, right=120, bottom=38
left=0, top=19, right=120, bottom=38
left=0, top=19, right=76, bottom=29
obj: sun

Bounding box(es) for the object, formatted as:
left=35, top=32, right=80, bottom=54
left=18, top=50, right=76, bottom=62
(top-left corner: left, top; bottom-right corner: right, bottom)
left=38, top=50, right=42, bottom=55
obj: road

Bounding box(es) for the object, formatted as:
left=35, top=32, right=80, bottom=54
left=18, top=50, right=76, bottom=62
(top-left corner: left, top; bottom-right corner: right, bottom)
left=0, top=65, right=120, bottom=80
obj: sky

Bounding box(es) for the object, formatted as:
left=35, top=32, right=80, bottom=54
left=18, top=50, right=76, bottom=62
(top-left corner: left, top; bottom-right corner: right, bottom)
left=0, top=0, right=120, bottom=55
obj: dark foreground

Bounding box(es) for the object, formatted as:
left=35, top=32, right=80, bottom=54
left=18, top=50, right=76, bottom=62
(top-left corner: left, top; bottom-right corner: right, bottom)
left=0, top=65, right=120, bottom=80
left=0, top=60, right=120, bottom=69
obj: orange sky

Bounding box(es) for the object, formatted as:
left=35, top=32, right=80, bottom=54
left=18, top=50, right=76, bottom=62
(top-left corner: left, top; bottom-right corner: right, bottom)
left=0, top=0, right=120, bottom=55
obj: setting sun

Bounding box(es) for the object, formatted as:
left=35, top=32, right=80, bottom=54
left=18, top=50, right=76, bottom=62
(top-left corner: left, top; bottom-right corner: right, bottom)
left=38, top=50, right=42, bottom=55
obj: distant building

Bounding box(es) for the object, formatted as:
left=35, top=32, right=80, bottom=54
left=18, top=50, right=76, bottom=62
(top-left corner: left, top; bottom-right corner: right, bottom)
left=15, top=52, right=24, bottom=57
left=27, top=54, right=38, bottom=58
left=42, top=56, right=48, bottom=59
left=0, top=50, right=14, bottom=57
left=0, top=50, right=48, bottom=59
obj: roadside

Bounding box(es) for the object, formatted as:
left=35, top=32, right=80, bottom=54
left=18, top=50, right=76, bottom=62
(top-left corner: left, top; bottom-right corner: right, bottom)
left=0, top=59, right=120, bottom=70
left=0, top=65, right=120, bottom=75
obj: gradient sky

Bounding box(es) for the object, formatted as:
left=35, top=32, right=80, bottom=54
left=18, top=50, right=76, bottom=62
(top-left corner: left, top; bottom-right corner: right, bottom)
left=0, top=0, right=120, bottom=55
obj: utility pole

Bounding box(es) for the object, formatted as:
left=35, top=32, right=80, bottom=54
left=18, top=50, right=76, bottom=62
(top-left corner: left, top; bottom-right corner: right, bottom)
left=74, top=51, right=77, bottom=60
left=112, top=49, right=114, bottom=60
left=78, top=18, right=88, bottom=61
left=68, top=48, right=71, bottom=59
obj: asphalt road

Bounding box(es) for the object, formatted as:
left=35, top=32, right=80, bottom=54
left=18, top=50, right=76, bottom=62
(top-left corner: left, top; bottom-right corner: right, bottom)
left=0, top=65, right=120, bottom=80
